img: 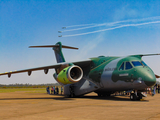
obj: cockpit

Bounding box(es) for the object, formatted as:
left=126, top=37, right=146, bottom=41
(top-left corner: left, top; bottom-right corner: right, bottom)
left=119, top=61, right=147, bottom=71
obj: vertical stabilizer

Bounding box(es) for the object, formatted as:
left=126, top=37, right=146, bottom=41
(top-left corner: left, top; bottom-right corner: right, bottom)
left=53, top=42, right=65, bottom=63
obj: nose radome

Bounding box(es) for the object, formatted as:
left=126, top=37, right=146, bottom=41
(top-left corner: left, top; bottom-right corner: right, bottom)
left=144, top=72, right=156, bottom=87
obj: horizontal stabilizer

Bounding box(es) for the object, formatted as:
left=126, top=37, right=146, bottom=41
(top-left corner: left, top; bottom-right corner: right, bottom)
left=29, top=45, right=78, bottom=50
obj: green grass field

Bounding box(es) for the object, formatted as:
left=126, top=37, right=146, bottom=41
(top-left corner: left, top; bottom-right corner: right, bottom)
left=0, top=88, right=46, bottom=93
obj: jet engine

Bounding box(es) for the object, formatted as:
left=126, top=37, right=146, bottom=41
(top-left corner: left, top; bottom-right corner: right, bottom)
left=54, top=65, right=83, bottom=85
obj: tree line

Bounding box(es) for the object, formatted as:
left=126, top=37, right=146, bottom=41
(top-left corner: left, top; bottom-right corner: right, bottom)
left=0, top=83, right=60, bottom=88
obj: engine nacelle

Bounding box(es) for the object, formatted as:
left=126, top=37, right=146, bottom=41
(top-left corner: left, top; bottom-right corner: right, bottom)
left=54, top=65, right=83, bottom=85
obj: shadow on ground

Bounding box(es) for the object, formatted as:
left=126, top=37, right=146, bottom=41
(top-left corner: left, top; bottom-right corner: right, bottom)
left=0, top=94, right=149, bottom=102
left=79, top=95, right=149, bottom=102
left=0, top=96, right=73, bottom=101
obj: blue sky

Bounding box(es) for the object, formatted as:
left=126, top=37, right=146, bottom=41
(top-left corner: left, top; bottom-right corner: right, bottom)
left=1, top=0, right=160, bottom=84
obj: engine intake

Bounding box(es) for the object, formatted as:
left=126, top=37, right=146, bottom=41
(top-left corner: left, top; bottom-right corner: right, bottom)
left=55, top=65, right=83, bottom=85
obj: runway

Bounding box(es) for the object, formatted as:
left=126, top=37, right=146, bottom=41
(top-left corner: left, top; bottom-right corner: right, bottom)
left=0, top=90, right=160, bottom=120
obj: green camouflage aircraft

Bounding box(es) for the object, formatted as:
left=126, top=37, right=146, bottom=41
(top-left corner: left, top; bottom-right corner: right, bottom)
left=0, top=42, right=159, bottom=101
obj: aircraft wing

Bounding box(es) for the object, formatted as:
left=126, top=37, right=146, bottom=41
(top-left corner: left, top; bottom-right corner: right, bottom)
left=155, top=74, right=160, bottom=78
left=130, top=53, right=160, bottom=58
left=72, top=59, right=92, bottom=67
left=0, top=59, right=92, bottom=78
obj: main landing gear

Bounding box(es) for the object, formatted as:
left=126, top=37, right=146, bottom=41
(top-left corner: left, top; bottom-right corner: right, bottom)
left=130, top=91, right=143, bottom=101
left=97, top=92, right=111, bottom=97
left=69, top=85, right=75, bottom=98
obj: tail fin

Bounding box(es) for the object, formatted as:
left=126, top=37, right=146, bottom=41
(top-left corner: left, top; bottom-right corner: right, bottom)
left=29, top=42, right=78, bottom=63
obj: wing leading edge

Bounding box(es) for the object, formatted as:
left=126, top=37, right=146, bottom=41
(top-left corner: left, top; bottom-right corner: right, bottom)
left=0, top=59, right=91, bottom=78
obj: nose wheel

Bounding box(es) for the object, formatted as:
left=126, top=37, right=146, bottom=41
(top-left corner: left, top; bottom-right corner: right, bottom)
left=130, top=93, right=137, bottom=101
left=130, top=91, right=143, bottom=101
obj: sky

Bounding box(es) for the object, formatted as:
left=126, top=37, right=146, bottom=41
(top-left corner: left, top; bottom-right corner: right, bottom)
left=1, top=0, right=160, bottom=84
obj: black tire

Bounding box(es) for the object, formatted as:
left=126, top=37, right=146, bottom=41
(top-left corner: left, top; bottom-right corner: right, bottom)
left=98, top=93, right=102, bottom=97
left=130, top=93, right=137, bottom=101
left=97, top=93, right=111, bottom=97
left=106, top=93, right=111, bottom=96
left=70, top=93, right=75, bottom=98
left=137, top=93, right=142, bottom=100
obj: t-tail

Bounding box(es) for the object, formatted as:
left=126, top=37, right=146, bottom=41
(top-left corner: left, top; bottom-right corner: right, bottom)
left=29, top=42, right=78, bottom=63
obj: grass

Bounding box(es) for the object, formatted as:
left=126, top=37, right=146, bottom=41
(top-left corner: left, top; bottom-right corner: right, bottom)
left=0, top=88, right=46, bottom=93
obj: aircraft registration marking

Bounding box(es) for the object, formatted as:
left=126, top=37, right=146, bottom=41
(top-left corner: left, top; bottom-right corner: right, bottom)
left=119, top=73, right=129, bottom=76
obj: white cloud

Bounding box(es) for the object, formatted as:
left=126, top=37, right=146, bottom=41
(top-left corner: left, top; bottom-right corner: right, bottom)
left=113, top=4, right=138, bottom=21
left=74, top=32, right=105, bottom=60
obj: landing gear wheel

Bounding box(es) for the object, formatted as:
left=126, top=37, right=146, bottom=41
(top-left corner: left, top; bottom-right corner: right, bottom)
left=71, top=93, right=75, bottom=98
left=106, top=93, right=111, bottom=97
left=97, top=93, right=111, bottom=97
left=98, top=93, right=102, bottom=97
left=137, top=93, right=142, bottom=100
left=69, top=93, right=75, bottom=98
left=69, top=85, right=75, bottom=98
left=130, top=93, right=137, bottom=101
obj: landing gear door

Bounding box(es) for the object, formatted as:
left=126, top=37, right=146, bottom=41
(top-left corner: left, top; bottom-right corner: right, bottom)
left=64, top=79, right=100, bottom=97
left=74, top=78, right=100, bottom=96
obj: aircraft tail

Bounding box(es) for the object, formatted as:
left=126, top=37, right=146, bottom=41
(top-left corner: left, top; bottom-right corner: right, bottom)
left=29, top=42, right=78, bottom=63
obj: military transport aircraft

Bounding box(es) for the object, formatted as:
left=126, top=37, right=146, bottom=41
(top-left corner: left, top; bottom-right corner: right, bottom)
left=0, top=42, right=159, bottom=101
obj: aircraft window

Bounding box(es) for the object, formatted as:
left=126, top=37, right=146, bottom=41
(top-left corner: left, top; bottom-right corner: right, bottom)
left=132, top=61, right=143, bottom=67
left=125, top=62, right=132, bottom=70
left=119, top=62, right=124, bottom=70
left=141, top=61, right=147, bottom=66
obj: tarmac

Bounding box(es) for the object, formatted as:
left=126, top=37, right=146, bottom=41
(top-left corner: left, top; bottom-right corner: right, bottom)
left=0, top=91, right=160, bottom=120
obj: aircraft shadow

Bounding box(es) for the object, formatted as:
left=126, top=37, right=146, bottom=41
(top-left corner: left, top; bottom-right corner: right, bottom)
left=0, top=96, right=74, bottom=101
left=78, top=95, right=149, bottom=102
left=0, top=95, right=149, bottom=102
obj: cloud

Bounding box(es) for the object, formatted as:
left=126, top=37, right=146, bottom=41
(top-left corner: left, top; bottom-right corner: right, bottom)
left=113, top=4, right=138, bottom=21
left=74, top=32, right=105, bottom=60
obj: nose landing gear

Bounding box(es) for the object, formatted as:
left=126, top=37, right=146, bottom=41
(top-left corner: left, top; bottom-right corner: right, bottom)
left=130, top=90, right=143, bottom=101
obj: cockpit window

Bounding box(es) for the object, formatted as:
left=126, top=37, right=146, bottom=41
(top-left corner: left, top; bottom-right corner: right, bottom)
left=141, top=61, right=147, bottom=66
left=119, top=62, right=124, bottom=70
left=132, top=61, right=143, bottom=67
left=125, top=62, right=132, bottom=70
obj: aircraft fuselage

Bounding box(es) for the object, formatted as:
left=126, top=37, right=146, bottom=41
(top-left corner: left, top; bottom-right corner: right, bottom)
left=86, top=56, right=156, bottom=93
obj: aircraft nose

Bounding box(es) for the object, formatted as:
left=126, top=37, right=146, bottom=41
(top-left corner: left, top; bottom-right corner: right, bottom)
left=144, top=72, right=156, bottom=87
